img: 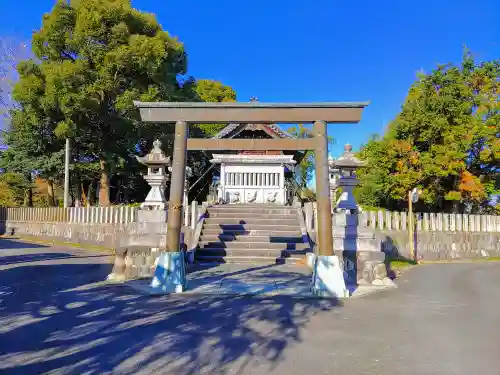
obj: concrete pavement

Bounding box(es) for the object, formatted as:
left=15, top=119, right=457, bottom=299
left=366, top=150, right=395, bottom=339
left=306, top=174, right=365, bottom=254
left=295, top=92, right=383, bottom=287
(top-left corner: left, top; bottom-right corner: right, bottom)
left=1, top=238, right=499, bottom=374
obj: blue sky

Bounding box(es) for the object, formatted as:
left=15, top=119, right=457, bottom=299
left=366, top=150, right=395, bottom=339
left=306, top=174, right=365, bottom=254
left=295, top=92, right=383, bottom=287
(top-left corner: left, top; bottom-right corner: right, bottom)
left=0, top=0, right=498, bottom=158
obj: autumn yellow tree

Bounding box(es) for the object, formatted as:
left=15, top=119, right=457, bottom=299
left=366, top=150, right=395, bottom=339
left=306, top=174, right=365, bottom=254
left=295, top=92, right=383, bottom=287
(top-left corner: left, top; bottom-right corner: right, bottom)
left=358, top=51, right=500, bottom=213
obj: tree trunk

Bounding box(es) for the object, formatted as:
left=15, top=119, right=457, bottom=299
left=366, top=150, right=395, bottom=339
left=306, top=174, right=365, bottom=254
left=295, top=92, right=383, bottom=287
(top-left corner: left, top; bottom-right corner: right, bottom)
left=24, top=189, right=33, bottom=207
left=89, top=178, right=96, bottom=206
left=99, top=159, right=110, bottom=206
left=24, top=173, right=33, bottom=207
left=47, top=179, right=56, bottom=207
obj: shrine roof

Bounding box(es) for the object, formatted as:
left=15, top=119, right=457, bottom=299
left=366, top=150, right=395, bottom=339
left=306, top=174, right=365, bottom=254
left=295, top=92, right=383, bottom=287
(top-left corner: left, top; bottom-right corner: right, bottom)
left=212, top=123, right=295, bottom=139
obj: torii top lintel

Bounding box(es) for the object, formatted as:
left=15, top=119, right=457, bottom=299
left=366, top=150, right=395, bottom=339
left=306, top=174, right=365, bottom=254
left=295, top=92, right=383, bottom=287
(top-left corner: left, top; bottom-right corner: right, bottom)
left=133, top=101, right=369, bottom=124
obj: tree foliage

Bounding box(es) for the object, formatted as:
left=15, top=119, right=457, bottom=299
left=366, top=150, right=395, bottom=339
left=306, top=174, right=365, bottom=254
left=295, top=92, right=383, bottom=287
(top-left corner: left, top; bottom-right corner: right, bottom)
left=357, top=51, right=500, bottom=213
left=191, top=79, right=237, bottom=137
left=288, top=123, right=335, bottom=187
left=0, top=0, right=237, bottom=206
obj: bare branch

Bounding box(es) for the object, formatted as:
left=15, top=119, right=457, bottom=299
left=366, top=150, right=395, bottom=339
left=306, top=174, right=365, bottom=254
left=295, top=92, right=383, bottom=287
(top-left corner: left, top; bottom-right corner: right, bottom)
left=0, top=36, right=31, bottom=124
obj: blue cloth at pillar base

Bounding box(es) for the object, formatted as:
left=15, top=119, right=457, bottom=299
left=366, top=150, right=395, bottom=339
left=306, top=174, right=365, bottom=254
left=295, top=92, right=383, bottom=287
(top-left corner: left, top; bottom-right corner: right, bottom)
left=149, top=251, right=187, bottom=294
left=311, top=255, right=349, bottom=298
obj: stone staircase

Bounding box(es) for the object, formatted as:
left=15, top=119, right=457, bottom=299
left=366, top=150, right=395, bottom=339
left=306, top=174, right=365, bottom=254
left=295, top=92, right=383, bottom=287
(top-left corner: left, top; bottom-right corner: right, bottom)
left=195, top=204, right=310, bottom=264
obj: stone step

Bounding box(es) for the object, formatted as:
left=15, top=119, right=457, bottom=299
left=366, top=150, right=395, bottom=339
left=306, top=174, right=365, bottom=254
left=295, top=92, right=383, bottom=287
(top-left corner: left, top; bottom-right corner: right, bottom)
left=207, top=206, right=297, bottom=215
left=203, top=223, right=298, bottom=231
left=204, top=217, right=299, bottom=225
left=195, top=255, right=304, bottom=265
left=207, top=212, right=298, bottom=219
left=199, top=234, right=306, bottom=243
left=333, top=238, right=382, bottom=251
left=196, top=247, right=309, bottom=258
left=209, top=204, right=291, bottom=208
left=201, top=228, right=303, bottom=236
left=199, top=241, right=309, bottom=250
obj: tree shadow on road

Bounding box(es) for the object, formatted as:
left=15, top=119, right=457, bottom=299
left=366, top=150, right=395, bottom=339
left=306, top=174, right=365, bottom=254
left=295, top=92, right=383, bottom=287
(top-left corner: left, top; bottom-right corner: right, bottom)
left=0, top=262, right=341, bottom=375
left=0, top=237, right=48, bottom=249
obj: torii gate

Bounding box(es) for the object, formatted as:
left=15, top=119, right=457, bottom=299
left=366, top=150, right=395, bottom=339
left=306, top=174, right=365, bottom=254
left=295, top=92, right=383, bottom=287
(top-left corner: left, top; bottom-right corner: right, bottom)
left=134, top=101, right=368, bottom=257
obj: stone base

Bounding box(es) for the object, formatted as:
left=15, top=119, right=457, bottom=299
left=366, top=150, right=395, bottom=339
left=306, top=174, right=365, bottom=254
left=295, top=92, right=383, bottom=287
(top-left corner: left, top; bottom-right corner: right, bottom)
left=333, top=237, right=381, bottom=251
left=335, top=250, right=388, bottom=286
left=136, top=209, right=167, bottom=223
left=311, top=255, right=349, bottom=298
left=108, top=246, right=162, bottom=280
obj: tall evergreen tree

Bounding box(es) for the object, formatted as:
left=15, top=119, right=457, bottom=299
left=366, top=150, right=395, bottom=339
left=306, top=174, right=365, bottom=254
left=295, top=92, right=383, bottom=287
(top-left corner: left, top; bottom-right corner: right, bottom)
left=21, top=0, right=195, bottom=205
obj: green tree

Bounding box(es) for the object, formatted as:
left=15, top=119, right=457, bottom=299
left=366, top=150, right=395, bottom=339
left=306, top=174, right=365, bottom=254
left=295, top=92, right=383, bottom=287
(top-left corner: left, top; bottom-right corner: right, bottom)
left=288, top=123, right=335, bottom=187
left=23, top=0, right=195, bottom=206
left=191, top=79, right=237, bottom=137
left=2, top=59, right=66, bottom=206
left=358, top=51, right=500, bottom=212
left=0, top=172, right=32, bottom=206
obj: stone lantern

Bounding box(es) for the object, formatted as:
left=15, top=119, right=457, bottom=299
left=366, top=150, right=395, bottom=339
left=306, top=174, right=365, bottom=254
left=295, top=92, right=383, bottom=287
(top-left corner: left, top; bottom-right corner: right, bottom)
left=328, top=144, right=393, bottom=290
left=136, top=139, right=171, bottom=210
left=329, top=144, right=366, bottom=214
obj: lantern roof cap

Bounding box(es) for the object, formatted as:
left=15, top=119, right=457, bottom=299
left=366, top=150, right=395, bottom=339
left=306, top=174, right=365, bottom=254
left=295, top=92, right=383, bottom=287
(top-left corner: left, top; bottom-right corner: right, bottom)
left=136, top=139, right=171, bottom=166
left=330, top=143, right=366, bottom=168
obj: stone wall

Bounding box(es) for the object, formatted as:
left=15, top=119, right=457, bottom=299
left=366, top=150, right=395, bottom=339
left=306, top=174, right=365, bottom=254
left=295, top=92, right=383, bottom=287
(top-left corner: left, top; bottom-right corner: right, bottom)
left=0, top=219, right=193, bottom=250
left=378, top=230, right=500, bottom=261
left=308, top=227, right=500, bottom=261
left=302, top=202, right=500, bottom=261
left=1, top=220, right=132, bottom=248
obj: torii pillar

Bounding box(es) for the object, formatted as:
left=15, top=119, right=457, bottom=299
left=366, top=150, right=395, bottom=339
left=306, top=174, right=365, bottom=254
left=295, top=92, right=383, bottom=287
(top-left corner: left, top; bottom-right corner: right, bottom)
left=134, top=101, right=368, bottom=296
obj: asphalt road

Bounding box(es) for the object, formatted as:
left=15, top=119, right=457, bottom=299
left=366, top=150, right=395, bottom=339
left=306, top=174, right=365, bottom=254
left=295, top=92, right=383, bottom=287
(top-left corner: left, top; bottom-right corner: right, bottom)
left=0, top=238, right=499, bottom=375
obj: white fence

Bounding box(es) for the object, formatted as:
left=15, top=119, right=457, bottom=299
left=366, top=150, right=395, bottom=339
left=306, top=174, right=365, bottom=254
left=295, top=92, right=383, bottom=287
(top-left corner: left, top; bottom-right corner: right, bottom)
left=304, top=202, right=500, bottom=233
left=68, top=206, right=138, bottom=224
left=0, top=206, right=138, bottom=224
left=0, top=203, right=202, bottom=227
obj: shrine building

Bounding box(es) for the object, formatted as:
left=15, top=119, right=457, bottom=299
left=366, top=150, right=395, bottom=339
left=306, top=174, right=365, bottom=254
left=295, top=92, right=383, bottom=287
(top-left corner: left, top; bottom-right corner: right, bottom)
left=209, top=122, right=303, bottom=205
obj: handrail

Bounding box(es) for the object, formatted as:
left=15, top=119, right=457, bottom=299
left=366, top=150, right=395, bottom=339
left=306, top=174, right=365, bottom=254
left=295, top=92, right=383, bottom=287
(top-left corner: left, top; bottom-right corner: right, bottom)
left=188, top=164, right=216, bottom=192
left=285, top=176, right=315, bottom=203
left=187, top=203, right=208, bottom=264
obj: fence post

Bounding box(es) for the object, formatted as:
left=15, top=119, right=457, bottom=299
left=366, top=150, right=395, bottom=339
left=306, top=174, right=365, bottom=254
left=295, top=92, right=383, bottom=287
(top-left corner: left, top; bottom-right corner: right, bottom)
left=361, top=211, right=368, bottom=228
left=125, top=207, right=131, bottom=224
left=487, top=215, right=494, bottom=232
left=416, top=213, right=422, bottom=231
left=450, top=213, right=456, bottom=231
left=369, top=211, right=376, bottom=229
left=377, top=210, right=384, bottom=230
left=456, top=214, right=462, bottom=232
left=462, top=214, right=469, bottom=232
left=393, top=211, right=400, bottom=230
left=313, top=202, right=318, bottom=232
left=401, top=211, right=407, bottom=230
left=469, top=215, right=475, bottom=232
left=385, top=211, right=392, bottom=230
left=436, top=213, right=443, bottom=231
left=476, top=215, right=486, bottom=232
left=191, top=201, right=198, bottom=230
left=422, top=213, right=429, bottom=231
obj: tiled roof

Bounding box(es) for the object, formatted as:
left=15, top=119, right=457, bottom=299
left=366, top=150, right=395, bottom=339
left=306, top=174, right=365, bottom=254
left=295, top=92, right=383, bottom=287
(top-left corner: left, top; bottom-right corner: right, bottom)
left=212, top=123, right=296, bottom=139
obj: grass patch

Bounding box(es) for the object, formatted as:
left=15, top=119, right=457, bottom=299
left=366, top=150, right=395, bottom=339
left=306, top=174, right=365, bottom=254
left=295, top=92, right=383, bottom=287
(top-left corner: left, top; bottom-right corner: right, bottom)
left=387, top=258, right=418, bottom=270
left=465, top=256, right=500, bottom=263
